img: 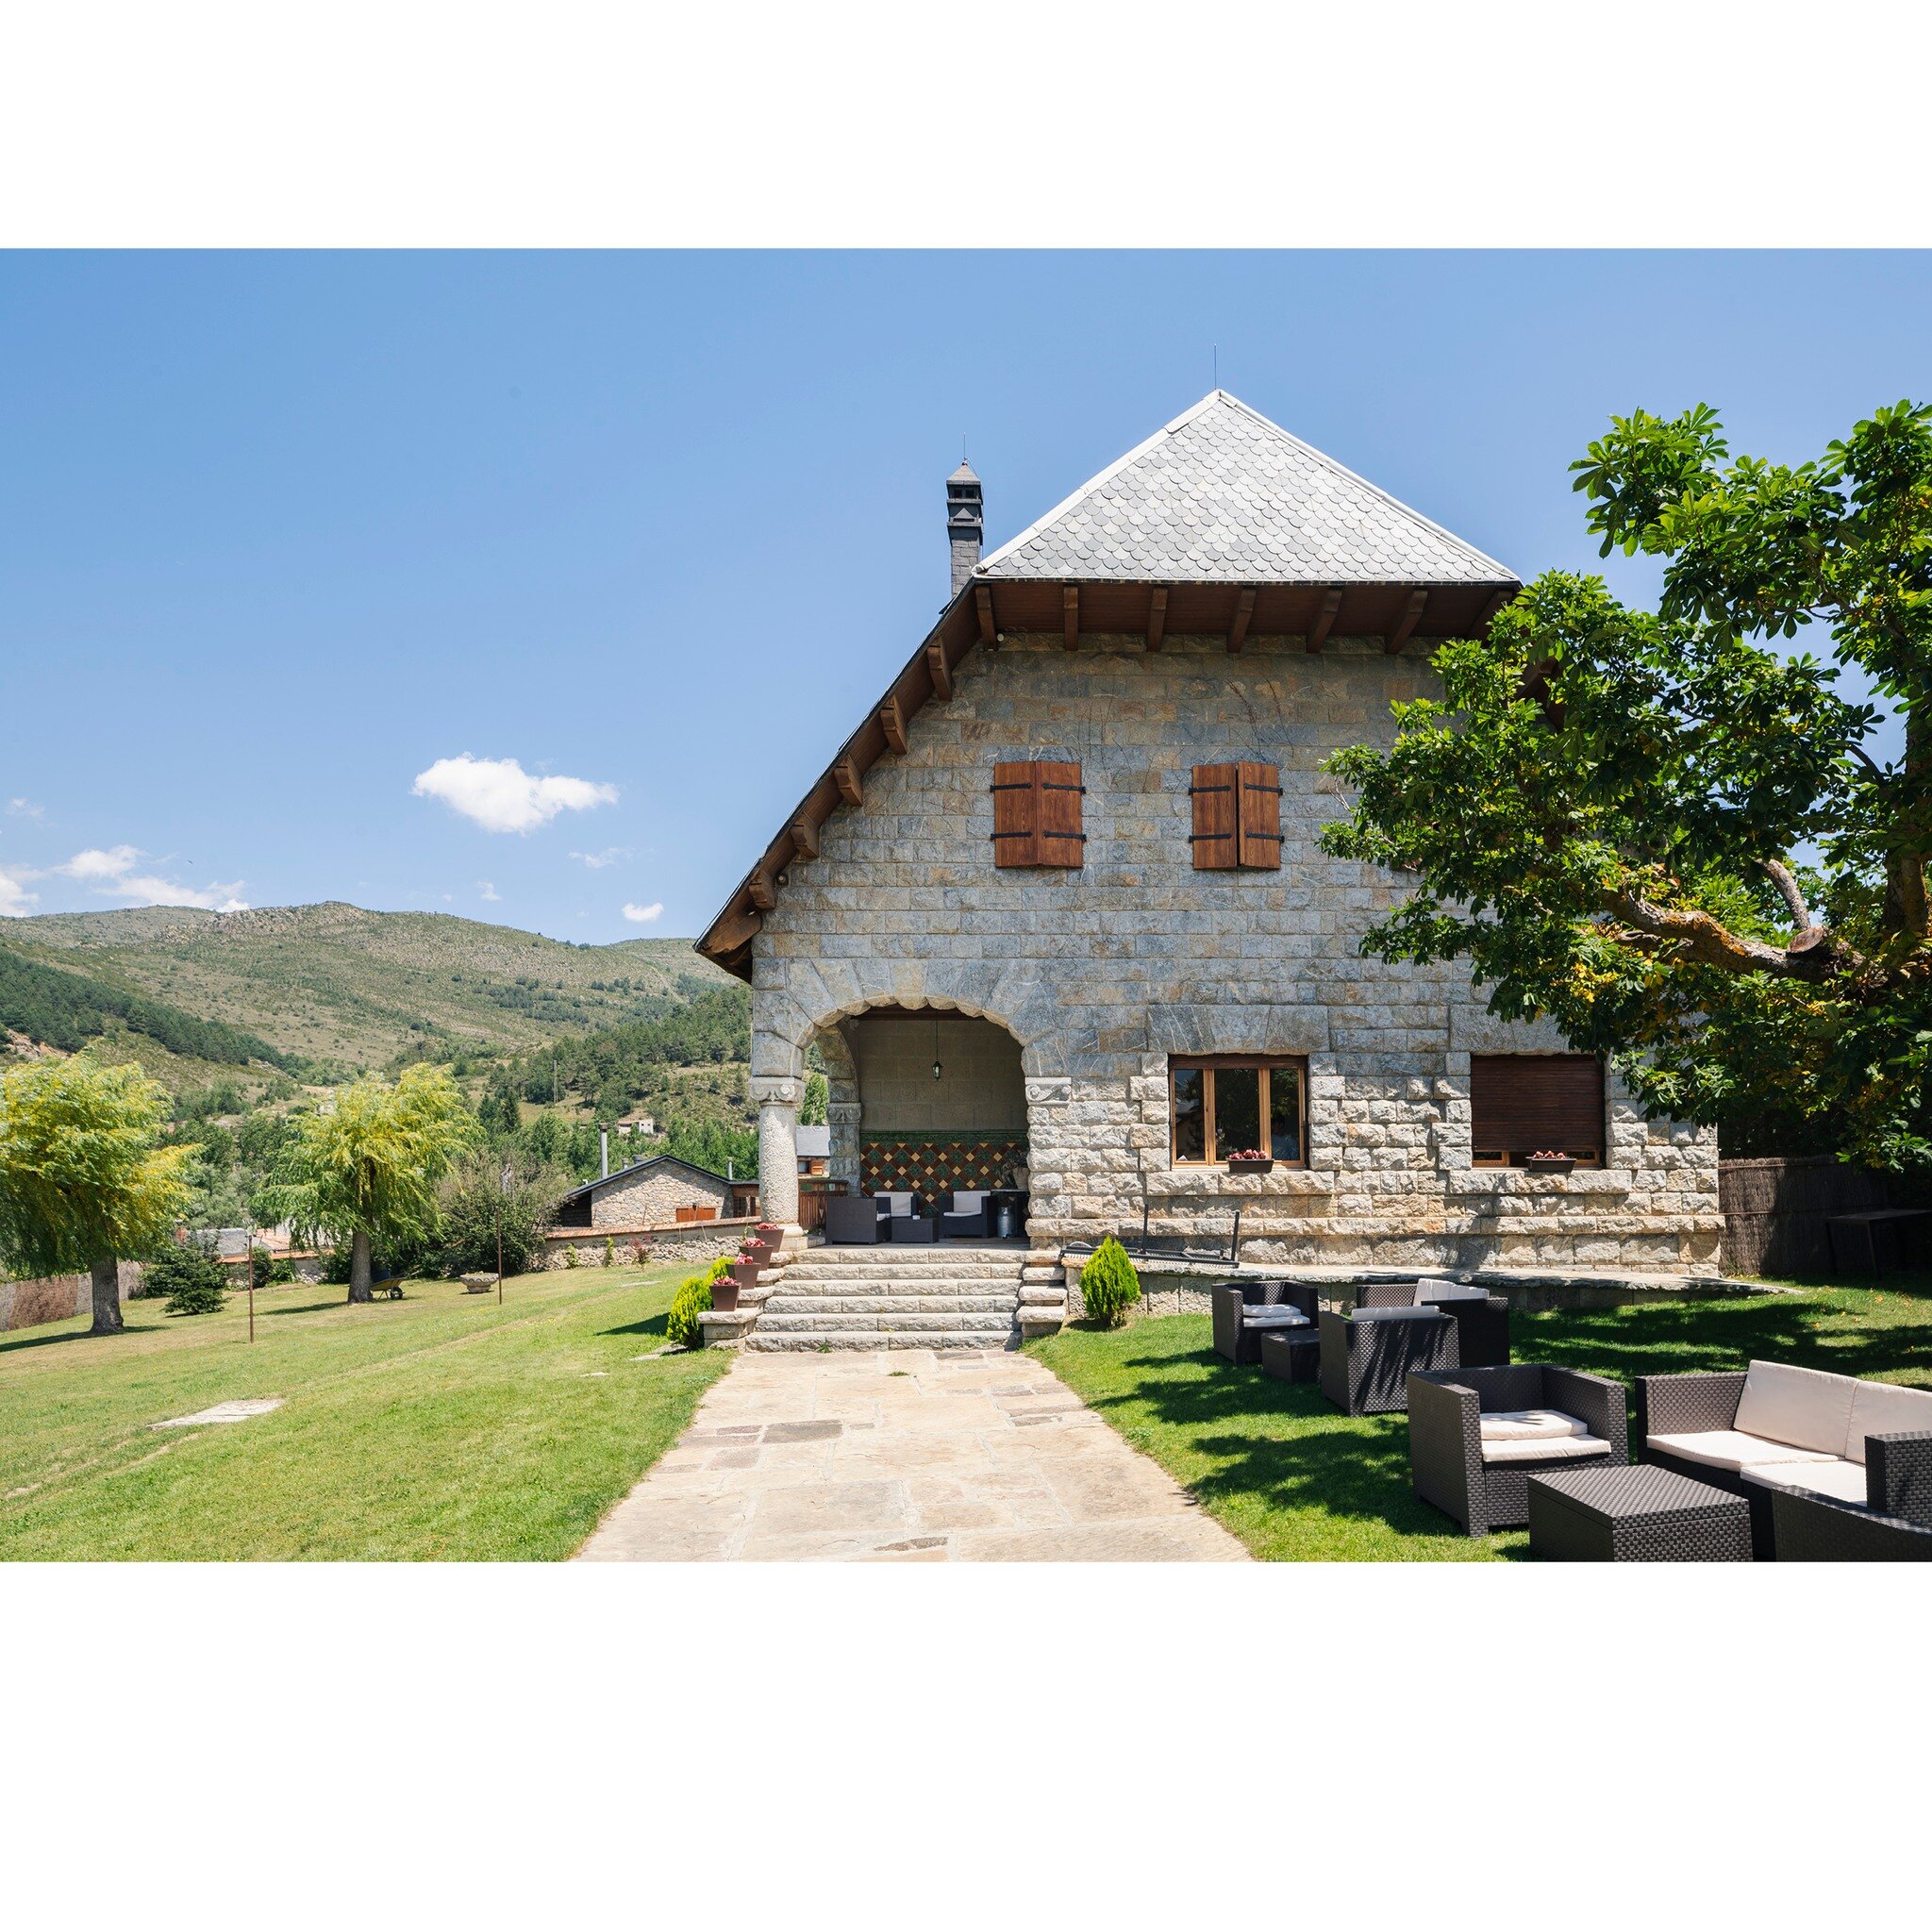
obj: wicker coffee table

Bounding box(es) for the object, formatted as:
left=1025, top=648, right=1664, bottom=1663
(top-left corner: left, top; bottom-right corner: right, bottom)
left=1526, top=1464, right=1752, bottom=1562
left=1258, top=1326, right=1321, bottom=1385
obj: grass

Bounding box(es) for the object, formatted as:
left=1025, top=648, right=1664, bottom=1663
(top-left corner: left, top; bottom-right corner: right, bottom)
left=0, top=1263, right=730, bottom=1560
left=1024, top=1274, right=1932, bottom=1561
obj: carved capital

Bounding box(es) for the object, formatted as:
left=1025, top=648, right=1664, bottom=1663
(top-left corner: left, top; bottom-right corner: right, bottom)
left=747, top=1075, right=801, bottom=1108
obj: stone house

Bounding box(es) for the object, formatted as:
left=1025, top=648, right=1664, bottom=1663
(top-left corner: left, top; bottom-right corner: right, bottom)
left=697, top=392, right=1722, bottom=1278
left=553, top=1154, right=752, bottom=1232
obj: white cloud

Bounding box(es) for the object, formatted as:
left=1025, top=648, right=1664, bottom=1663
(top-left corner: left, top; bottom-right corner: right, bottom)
left=412, top=755, right=617, bottom=835
left=570, top=846, right=631, bottom=870
left=622, top=902, right=664, bottom=924
left=478, top=880, right=501, bottom=902
left=53, top=845, right=247, bottom=911
left=0, top=867, right=39, bottom=916
left=7, top=798, right=45, bottom=821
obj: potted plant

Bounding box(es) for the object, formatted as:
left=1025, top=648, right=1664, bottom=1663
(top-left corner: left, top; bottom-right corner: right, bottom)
left=1523, top=1149, right=1575, bottom=1175
left=708, top=1256, right=741, bottom=1312
left=1225, top=1147, right=1274, bottom=1174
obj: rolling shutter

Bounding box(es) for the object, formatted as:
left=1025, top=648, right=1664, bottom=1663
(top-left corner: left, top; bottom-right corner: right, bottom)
left=1190, top=763, right=1239, bottom=869
left=1470, top=1055, right=1605, bottom=1161
left=1191, top=760, right=1280, bottom=870
left=991, top=760, right=1084, bottom=869
left=1237, top=761, right=1282, bottom=870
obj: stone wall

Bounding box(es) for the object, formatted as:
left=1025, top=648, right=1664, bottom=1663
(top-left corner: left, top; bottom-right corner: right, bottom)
left=541, top=1218, right=752, bottom=1271
left=588, top=1164, right=730, bottom=1230
left=749, top=632, right=1722, bottom=1274
left=1, top=1260, right=143, bottom=1332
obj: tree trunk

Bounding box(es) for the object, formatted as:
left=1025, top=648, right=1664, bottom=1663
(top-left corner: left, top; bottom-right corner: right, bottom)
left=347, top=1226, right=373, bottom=1304
left=89, top=1254, right=124, bottom=1336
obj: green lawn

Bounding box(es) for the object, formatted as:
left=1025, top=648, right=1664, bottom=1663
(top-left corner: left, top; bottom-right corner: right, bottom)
left=0, top=1264, right=729, bottom=1560
left=1025, top=1276, right=1932, bottom=1561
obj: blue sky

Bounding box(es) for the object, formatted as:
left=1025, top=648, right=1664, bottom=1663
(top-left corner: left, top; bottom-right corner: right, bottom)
left=1, top=250, right=1924, bottom=940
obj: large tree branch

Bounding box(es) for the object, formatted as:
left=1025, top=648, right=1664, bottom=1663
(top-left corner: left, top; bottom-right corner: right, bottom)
left=1761, top=858, right=1812, bottom=930
left=1600, top=885, right=1859, bottom=982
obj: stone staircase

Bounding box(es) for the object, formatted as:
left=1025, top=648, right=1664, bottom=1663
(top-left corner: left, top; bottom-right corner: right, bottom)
left=744, top=1243, right=1041, bottom=1352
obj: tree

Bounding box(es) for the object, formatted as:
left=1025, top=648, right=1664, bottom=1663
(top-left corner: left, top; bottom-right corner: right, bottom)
left=258, top=1064, right=479, bottom=1302
left=799, top=1070, right=828, bottom=1127
left=0, top=1054, right=195, bottom=1335
left=1323, top=400, right=1932, bottom=1168
left=432, top=1150, right=570, bottom=1277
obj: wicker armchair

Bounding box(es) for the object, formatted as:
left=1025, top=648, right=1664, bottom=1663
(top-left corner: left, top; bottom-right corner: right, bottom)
left=823, top=1193, right=890, bottom=1244
left=1211, top=1280, right=1320, bottom=1367
left=1758, top=1432, right=1932, bottom=1559
left=937, top=1190, right=990, bottom=1240
left=1408, top=1363, right=1629, bottom=1535
left=1319, top=1307, right=1458, bottom=1415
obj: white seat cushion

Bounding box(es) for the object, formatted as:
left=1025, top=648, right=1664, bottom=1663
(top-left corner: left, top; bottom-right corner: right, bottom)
left=1734, top=1359, right=1857, bottom=1457
left=949, top=1191, right=986, bottom=1214
left=1745, top=1459, right=1872, bottom=1506
left=1244, top=1306, right=1309, bottom=1326
left=1647, top=1429, right=1838, bottom=1474
left=1481, top=1408, right=1589, bottom=1443
left=1845, top=1378, right=1932, bottom=1463
left=1482, top=1432, right=1609, bottom=1464
left=878, top=1192, right=916, bottom=1216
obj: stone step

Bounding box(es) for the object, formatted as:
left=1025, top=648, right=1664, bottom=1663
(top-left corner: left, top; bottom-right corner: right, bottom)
left=789, top=1255, right=1025, bottom=1275
left=747, top=1330, right=1018, bottom=1353
left=754, top=1308, right=1015, bottom=1335
left=772, top=1277, right=1024, bottom=1296
left=760, top=1293, right=1020, bottom=1315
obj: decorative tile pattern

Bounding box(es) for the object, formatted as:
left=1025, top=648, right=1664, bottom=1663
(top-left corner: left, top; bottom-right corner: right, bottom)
left=861, top=1134, right=1027, bottom=1206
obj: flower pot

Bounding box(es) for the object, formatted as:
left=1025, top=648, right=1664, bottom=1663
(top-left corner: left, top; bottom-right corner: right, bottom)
left=1524, top=1157, right=1575, bottom=1175
left=728, top=1260, right=762, bottom=1291
left=711, top=1278, right=741, bottom=1312
left=1227, top=1158, right=1274, bottom=1175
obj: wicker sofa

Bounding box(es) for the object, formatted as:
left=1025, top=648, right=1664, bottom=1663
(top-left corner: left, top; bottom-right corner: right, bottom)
left=1408, top=1362, right=1630, bottom=1535
left=1211, top=1280, right=1321, bottom=1367
left=823, top=1193, right=890, bottom=1244
left=1637, top=1360, right=1932, bottom=1559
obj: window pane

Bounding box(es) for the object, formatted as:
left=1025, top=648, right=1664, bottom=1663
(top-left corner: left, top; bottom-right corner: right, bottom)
left=1173, top=1067, right=1206, bottom=1163
left=1269, top=1065, right=1303, bottom=1162
left=1215, top=1067, right=1260, bottom=1158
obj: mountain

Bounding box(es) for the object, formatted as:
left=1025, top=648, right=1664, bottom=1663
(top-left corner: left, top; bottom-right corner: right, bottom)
left=0, top=902, right=730, bottom=1083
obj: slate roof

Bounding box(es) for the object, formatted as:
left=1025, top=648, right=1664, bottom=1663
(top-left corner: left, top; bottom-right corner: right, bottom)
left=558, top=1154, right=733, bottom=1205
left=977, top=391, right=1514, bottom=586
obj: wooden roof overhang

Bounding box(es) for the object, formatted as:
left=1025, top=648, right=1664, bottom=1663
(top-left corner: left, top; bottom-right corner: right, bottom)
left=694, top=571, right=1519, bottom=980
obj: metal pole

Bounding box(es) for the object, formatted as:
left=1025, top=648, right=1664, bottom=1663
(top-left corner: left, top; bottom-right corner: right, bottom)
left=498, top=1157, right=512, bottom=1306
left=244, top=1216, right=255, bottom=1343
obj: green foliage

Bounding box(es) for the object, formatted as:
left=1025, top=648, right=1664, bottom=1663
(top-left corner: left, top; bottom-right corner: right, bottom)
left=666, top=1270, right=714, bottom=1348
left=1323, top=400, right=1932, bottom=1169
left=508, top=985, right=751, bottom=1123
left=144, top=1236, right=229, bottom=1316
left=250, top=1244, right=296, bottom=1287
left=430, top=1152, right=571, bottom=1277
left=563, top=1242, right=580, bottom=1268
left=0, top=944, right=291, bottom=1070
left=1079, top=1237, right=1141, bottom=1327
left=603, top=1235, right=616, bottom=1267
left=800, top=1070, right=828, bottom=1126
left=658, top=1115, right=758, bottom=1178
left=258, top=1064, right=480, bottom=1255
left=0, top=1053, right=195, bottom=1279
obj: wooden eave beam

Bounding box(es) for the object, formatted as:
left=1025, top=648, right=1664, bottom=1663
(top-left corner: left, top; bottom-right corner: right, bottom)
left=788, top=813, right=821, bottom=859
left=925, top=638, right=952, bottom=701
left=974, top=583, right=997, bottom=647
left=1385, top=588, right=1429, bottom=655
left=1226, top=586, right=1256, bottom=655
left=1145, top=586, right=1168, bottom=652
left=833, top=757, right=863, bottom=808
left=878, top=693, right=908, bottom=756
left=1062, top=585, right=1079, bottom=652
left=1471, top=588, right=1512, bottom=637
left=747, top=865, right=777, bottom=912
left=1306, top=587, right=1342, bottom=654
left=707, top=905, right=762, bottom=956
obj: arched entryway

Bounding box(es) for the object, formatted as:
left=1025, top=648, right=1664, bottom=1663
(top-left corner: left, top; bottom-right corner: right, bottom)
left=838, top=1007, right=1028, bottom=1231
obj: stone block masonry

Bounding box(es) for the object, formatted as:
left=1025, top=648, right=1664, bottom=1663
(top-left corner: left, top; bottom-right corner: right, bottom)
left=748, top=633, right=1721, bottom=1276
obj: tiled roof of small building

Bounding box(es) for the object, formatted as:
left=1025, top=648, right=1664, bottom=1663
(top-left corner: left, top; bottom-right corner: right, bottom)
left=977, top=390, right=1513, bottom=585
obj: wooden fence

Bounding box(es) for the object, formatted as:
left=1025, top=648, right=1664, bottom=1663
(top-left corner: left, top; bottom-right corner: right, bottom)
left=1719, top=1157, right=1890, bottom=1278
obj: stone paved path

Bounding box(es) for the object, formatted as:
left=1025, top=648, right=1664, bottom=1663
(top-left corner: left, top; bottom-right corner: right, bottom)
left=575, top=1349, right=1247, bottom=1561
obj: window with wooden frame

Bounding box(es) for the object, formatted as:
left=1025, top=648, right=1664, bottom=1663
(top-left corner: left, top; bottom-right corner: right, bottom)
left=991, top=760, right=1085, bottom=868
left=1169, top=1056, right=1307, bottom=1166
left=1190, top=762, right=1282, bottom=869
left=1470, top=1055, right=1605, bottom=1167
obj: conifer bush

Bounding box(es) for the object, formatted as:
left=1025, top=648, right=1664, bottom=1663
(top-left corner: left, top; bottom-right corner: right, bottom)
left=1078, top=1237, right=1141, bottom=1327
left=666, top=1270, right=714, bottom=1348
left=145, top=1237, right=230, bottom=1317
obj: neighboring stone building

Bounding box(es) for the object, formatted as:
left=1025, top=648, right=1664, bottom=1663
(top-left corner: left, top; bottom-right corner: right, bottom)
left=698, top=392, right=1722, bottom=1278
left=553, top=1155, right=750, bottom=1232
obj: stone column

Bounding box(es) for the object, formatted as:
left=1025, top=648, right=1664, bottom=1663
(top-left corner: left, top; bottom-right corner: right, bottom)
left=749, top=1074, right=803, bottom=1243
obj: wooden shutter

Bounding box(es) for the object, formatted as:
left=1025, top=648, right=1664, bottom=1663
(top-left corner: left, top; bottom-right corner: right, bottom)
left=1237, top=761, right=1282, bottom=870
left=1191, top=763, right=1239, bottom=870
left=1470, top=1055, right=1605, bottom=1161
left=991, top=760, right=1084, bottom=868
left=991, top=760, right=1039, bottom=866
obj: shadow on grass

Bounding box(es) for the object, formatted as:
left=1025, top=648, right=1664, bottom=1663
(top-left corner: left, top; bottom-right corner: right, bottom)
left=601, top=1312, right=671, bottom=1341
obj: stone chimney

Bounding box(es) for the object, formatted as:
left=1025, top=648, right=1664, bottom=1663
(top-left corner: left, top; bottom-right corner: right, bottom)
left=946, top=458, right=983, bottom=597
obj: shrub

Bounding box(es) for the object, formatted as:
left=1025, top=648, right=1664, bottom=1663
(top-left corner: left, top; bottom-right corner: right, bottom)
left=1079, top=1237, right=1141, bottom=1327
left=603, top=1235, right=615, bottom=1268
left=146, top=1236, right=230, bottom=1316
left=249, top=1244, right=296, bottom=1288
left=666, top=1270, right=714, bottom=1347
left=431, top=1153, right=572, bottom=1278
left=563, top=1244, right=580, bottom=1268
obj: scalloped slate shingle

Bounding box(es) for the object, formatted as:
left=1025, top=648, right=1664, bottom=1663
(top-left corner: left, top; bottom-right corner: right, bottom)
left=977, top=391, right=1515, bottom=585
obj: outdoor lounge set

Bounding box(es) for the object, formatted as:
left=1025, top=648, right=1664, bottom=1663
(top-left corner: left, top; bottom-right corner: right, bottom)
left=822, top=1189, right=1023, bottom=1243
left=1213, top=1275, right=1932, bottom=1561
